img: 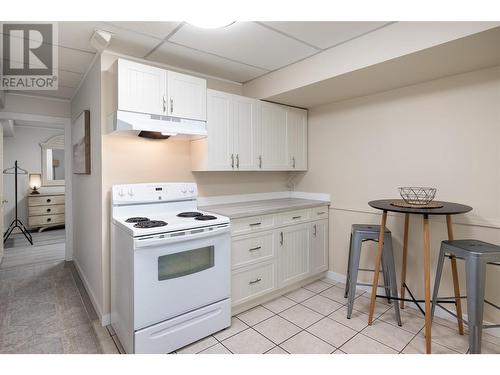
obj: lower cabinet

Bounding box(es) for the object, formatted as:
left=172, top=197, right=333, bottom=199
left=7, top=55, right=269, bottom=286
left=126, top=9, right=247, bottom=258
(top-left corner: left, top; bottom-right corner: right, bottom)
left=231, top=205, right=329, bottom=310
left=278, top=224, right=310, bottom=288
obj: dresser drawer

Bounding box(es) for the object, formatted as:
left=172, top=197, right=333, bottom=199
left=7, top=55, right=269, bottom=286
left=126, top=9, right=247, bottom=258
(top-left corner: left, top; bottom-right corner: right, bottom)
left=28, top=195, right=65, bottom=207
left=28, top=214, right=65, bottom=227
left=28, top=204, right=65, bottom=216
left=311, top=206, right=329, bottom=219
left=231, top=214, right=274, bottom=236
left=232, top=231, right=275, bottom=269
left=276, top=209, right=310, bottom=225
left=232, top=261, right=277, bottom=306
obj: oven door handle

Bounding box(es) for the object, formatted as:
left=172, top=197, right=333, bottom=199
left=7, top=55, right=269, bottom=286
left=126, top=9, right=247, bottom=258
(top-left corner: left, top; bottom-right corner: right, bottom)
left=134, top=224, right=230, bottom=249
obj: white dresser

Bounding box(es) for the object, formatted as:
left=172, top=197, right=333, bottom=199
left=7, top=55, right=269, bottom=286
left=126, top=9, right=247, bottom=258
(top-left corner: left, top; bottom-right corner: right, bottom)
left=28, top=193, right=65, bottom=230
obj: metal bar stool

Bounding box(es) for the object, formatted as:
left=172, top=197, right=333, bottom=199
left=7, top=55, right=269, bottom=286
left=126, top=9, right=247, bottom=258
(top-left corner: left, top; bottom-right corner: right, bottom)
left=432, top=239, right=500, bottom=354
left=345, top=224, right=402, bottom=325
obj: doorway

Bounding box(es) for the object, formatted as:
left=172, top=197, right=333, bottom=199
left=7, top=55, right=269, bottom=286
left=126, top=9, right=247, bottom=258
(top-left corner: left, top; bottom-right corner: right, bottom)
left=0, top=112, right=72, bottom=268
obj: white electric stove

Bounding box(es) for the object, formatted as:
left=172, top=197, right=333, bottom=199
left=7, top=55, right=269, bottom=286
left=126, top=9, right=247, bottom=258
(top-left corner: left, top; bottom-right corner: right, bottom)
left=110, top=182, right=231, bottom=354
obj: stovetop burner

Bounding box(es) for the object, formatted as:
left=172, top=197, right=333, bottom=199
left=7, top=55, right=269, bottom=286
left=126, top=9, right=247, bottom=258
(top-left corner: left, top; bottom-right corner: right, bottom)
left=194, top=215, right=217, bottom=221
left=177, top=212, right=203, bottom=218
left=133, top=220, right=168, bottom=228
left=126, top=217, right=150, bottom=223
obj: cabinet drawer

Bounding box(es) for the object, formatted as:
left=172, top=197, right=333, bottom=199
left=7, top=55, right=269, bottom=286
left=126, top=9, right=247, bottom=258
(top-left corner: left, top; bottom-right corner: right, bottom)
left=28, top=195, right=65, bottom=207
left=276, top=209, right=310, bottom=225
left=28, top=214, right=65, bottom=227
left=28, top=204, right=65, bottom=216
left=231, top=214, right=274, bottom=236
left=231, top=261, right=277, bottom=306
left=232, top=232, right=275, bottom=269
left=311, top=206, right=329, bottom=219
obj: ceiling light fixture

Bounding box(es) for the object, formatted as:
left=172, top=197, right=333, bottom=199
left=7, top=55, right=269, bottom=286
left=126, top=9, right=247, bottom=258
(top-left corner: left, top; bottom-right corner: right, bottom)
left=186, top=20, right=235, bottom=29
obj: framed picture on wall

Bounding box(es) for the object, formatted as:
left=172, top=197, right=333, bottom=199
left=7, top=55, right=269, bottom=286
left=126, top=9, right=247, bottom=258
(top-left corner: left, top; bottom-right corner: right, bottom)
left=72, top=110, right=91, bottom=174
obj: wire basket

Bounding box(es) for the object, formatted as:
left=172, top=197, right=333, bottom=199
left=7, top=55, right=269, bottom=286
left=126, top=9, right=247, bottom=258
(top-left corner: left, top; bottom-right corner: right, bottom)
left=398, top=187, right=437, bottom=206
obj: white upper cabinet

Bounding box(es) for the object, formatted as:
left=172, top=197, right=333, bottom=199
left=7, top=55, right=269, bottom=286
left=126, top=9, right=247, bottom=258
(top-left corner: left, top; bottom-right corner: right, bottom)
left=191, top=90, right=307, bottom=172
left=233, top=95, right=261, bottom=170
left=115, top=59, right=206, bottom=121
left=260, top=102, right=288, bottom=170
left=167, top=71, right=207, bottom=121
left=204, top=89, right=233, bottom=171
left=117, top=59, right=166, bottom=116
left=286, top=107, right=308, bottom=170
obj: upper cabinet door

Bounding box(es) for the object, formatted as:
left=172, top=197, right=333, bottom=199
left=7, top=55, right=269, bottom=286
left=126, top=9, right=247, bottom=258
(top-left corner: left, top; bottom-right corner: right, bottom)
left=233, top=95, right=261, bottom=170
left=117, top=59, right=167, bottom=116
left=206, top=90, right=234, bottom=170
left=167, top=71, right=207, bottom=121
left=286, top=107, right=308, bottom=170
left=260, top=102, right=288, bottom=170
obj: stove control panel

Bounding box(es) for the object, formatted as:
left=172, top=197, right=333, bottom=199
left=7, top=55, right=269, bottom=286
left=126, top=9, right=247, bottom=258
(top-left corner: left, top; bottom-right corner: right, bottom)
left=112, top=183, right=198, bottom=204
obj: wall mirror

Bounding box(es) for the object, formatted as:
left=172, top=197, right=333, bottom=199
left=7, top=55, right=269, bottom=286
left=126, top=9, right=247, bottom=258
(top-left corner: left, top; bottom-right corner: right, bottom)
left=40, top=134, right=65, bottom=186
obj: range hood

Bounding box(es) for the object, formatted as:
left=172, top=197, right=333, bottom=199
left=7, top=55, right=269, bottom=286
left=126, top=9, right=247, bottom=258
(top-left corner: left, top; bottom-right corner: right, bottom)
left=111, top=110, right=207, bottom=139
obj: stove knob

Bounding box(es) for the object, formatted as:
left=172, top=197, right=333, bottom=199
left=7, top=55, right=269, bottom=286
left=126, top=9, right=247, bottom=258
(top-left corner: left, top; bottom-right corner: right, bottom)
left=128, top=189, right=135, bottom=197
left=188, top=187, right=195, bottom=194
left=118, top=189, right=124, bottom=197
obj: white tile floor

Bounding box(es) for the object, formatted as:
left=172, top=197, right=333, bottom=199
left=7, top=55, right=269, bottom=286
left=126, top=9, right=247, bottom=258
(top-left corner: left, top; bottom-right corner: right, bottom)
left=173, top=277, right=500, bottom=354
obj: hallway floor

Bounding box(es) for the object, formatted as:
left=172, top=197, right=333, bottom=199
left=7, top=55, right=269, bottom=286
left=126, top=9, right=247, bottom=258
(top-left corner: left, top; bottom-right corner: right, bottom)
left=0, top=260, right=117, bottom=354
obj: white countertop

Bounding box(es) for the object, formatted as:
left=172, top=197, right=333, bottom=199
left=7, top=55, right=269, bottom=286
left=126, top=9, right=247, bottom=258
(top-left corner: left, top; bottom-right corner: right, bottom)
left=200, top=197, right=330, bottom=219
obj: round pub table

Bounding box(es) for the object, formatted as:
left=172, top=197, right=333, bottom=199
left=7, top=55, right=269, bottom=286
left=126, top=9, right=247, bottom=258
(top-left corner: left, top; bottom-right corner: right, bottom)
left=367, top=199, right=472, bottom=354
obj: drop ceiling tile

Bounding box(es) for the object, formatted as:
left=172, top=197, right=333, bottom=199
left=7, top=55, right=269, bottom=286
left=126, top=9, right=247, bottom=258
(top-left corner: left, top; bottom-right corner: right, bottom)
left=147, top=41, right=267, bottom=82
left=262, top=21, right=390, bottom=50
left=58, top=69, right=83, bottom=88
left=97, top=23, right=164, bottom=57
left=58, top=46, right=95, bottom=74
left=58, top=22, right=96, bottom=52
left=10, top=86, right=75, bottom=100
left=170, top=22, right=318, bottom=70
left=103, top=22, right=181, bottom=40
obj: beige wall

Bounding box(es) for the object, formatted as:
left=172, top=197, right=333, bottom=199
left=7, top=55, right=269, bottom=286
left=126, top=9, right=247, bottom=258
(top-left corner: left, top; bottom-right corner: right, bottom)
left=71, top=57, right=104, bottom=318
left=294, top=66, right=500, bottom=322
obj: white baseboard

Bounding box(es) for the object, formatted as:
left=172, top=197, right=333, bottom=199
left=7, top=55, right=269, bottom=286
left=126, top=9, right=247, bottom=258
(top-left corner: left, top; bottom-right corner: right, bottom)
left=73, top=259, right=105, bottom=324
left=101, top=314, right=111, bottom=326
left=324, top=271, right=500, bottom=339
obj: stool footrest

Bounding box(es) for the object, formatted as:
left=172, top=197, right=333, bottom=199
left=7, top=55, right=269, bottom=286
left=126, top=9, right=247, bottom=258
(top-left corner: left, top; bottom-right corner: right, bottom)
left=357, top=282, right=390, bottom=288
left=357, top=268, right=384, bottom=273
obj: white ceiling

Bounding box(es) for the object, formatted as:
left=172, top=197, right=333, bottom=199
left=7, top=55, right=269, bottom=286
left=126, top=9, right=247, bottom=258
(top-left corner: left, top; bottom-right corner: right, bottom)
left=3, top=21, right=393, bottom=100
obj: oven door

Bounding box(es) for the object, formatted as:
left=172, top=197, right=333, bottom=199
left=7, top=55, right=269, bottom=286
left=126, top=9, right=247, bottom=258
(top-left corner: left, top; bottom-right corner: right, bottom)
left=133, top=225, right=230, bottom=330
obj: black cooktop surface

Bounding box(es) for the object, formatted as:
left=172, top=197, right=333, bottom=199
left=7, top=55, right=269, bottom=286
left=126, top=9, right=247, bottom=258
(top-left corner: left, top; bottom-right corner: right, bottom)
left=126, top=217, right=150, bottom=223
left=194, top=215, right=217, bottom=221
left=133, top=220, right=168, bottom=228
left=177, top=212, right=203, bottom=218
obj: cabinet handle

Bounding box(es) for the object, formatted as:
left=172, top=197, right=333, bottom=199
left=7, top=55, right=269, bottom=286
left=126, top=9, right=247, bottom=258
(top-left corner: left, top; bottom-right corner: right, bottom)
left=162, top=96, right=167, bottom=113
left=313, top=224, right=317, bottom=237
left=46, top=199, right=51, bottom=203
left=292, top=156, right=296, bottom=169
left=292, top=216, right=302, bottom=220
left=47, top=208, right=51, bottom=213
left=231, top=154, right=234, bottom=169
left=258, top=155, right=262, bottom=169
left=170, top=97, right=174, bottom=114
left=47, top=218, right=52, bottom=222
left=249, top=278, right=262, bottom=285
left=236, top=154, right=240, bottom=169
left=249, top=246, right=261, bottom=252
left=1, top=199, right=8, bottom=204
left=249, top=222, right=261, bottom=227
left=280, top=231, right=283, bottom=246
left=317, top=211, right=326, bottom=215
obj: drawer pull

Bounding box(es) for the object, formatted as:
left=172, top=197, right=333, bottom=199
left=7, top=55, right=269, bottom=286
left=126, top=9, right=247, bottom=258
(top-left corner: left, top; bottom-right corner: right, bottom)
left=249, top=246, right=262, bottom=252
left=317, top=211, right=326, bottom=215
left=292, top=216, right=302, bottom=220
left=47, top=218, right=52, bottom=222
left=46, top=199, right=51, bottom=203
left=249, top=278, right=262, bottom=285
left=249, top=222, right=262, bottom=227
left=280, top=231, right=283, bottom=246
left=47, top=208, right=51, bottom=213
